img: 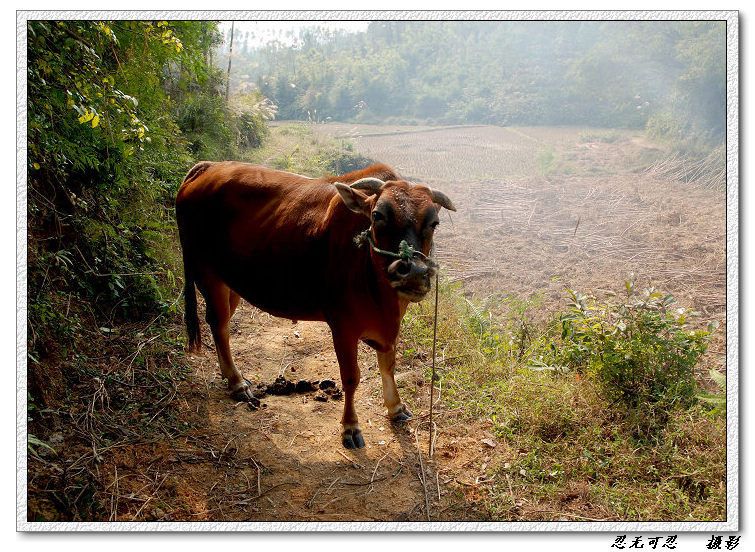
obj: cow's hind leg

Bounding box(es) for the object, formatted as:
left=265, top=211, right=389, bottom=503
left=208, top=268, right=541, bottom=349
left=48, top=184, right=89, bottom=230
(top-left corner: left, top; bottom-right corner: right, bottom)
left=198, top=275, right=253, bottom=402
left=229, top=289, right=242, bottom=318
left=331, top=329, right=365, bottom=449
left=377, top=346, right=412, bottom=421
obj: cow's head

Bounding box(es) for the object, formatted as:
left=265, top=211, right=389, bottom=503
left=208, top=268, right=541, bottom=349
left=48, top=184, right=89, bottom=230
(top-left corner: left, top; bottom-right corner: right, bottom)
left=335, top=177, right=456, bottom=302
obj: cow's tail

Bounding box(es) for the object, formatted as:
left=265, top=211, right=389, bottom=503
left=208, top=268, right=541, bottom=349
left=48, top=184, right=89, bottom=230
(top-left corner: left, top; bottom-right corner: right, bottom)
left=183, top=256, right=201, bottom=352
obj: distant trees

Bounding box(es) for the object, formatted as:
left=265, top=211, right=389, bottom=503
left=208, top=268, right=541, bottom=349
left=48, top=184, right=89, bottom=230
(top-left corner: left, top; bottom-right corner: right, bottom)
left=227, top=21, right=726, bottom=144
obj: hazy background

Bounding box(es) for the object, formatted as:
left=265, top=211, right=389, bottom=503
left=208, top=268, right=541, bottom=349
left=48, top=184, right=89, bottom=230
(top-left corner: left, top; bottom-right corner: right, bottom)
left=218, top=20, right=725, bottom=150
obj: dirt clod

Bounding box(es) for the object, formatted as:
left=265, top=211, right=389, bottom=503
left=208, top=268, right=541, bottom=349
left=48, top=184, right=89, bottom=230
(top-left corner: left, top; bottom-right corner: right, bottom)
left=313, top=392, right=329, bottom=402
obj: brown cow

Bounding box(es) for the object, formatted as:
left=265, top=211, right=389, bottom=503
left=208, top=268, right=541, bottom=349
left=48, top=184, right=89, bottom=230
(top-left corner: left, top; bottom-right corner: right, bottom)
left=176, top=161, right=455, bottom=448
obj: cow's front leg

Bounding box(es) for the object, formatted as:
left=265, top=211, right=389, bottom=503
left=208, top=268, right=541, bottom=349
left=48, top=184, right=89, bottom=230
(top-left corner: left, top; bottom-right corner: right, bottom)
left=377, top=346, right=412, bottom=421
left=331, top=330, right=364, bottom=449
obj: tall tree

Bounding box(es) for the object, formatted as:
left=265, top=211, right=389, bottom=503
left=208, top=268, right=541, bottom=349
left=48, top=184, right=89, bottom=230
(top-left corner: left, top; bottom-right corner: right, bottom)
left=226, top=21, right=235, bottom=102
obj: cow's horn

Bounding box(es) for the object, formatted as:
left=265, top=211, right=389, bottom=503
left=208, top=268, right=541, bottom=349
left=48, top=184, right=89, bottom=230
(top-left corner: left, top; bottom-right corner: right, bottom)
left=431, top=189, right=456, bottom=212
left=350, top=177, right=385, bottom=195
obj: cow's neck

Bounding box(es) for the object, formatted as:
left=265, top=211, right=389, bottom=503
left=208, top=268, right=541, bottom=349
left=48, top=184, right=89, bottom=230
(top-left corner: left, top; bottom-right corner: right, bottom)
left=326, top=202, right=406, bottom=342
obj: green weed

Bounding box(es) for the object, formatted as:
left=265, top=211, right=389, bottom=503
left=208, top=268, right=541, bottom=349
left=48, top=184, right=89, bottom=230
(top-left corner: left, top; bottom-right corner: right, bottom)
left=248, top=123, right=375, bottom=177
left=554, top=283, right=713, bottom=429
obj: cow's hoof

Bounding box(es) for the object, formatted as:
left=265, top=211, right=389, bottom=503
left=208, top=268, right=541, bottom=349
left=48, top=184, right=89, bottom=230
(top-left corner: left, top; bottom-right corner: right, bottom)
left=342, top=428, right=365, bottom=449
left=391, top=405, right=413, bottom=422
left=230, top=378, right=255, bottom=402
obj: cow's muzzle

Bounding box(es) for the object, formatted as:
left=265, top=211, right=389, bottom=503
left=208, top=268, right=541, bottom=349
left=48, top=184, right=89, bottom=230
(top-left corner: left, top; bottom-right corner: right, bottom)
left=353, top=231, right=438, bottom=302
left=387, top=258, right=437, bottom=302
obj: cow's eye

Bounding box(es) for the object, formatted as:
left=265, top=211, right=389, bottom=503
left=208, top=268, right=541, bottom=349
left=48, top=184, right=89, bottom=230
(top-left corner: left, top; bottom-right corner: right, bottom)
left=429, top=220, right=440, bottom=230
left=372, top=210, right=385, bottom=223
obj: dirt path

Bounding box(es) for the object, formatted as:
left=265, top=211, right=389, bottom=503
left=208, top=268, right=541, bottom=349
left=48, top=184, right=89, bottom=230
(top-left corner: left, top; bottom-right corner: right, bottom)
left=162, top=301, right=485, bottom=522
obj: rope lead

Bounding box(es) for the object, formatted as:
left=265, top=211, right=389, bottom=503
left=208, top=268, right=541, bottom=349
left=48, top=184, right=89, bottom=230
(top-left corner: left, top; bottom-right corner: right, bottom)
left=429, top=270, right=439, bottom=457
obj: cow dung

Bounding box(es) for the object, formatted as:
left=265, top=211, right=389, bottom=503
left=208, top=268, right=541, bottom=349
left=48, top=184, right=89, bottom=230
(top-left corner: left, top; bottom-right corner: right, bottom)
left=295, top=379, right=316, bottom=393
left=326, top=388, right=343, bottom=400
left=318, top=379, right=336, bottom=390
left=245, top=376, right=342, bottom=403
left=267, top=376, right=295, bottom=395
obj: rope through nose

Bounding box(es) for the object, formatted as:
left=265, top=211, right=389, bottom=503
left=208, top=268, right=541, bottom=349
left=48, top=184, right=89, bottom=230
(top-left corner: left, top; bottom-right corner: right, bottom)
left=354, top=228, right=437, bottom=267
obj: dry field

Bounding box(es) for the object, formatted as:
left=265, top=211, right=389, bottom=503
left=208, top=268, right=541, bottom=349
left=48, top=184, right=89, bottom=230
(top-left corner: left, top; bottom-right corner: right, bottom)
left=313, top=123, right=727, bottom=363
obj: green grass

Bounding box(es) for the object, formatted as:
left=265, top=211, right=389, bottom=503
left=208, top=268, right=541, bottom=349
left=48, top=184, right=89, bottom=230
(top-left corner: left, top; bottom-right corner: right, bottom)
left=400, top=279, right=726, bottom=521
left=243, top=122, right=376, bottom=177
left=578, top=130, right=622, bottom=143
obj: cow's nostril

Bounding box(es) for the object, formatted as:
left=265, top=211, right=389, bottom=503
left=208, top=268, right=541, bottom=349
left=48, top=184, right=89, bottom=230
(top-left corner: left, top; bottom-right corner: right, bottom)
left=396, top=261, right=411, bottom=277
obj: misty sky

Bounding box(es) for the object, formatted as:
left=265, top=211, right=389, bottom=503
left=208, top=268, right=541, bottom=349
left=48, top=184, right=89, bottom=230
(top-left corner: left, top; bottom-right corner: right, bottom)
left=218, top=21, right=369, bottom=48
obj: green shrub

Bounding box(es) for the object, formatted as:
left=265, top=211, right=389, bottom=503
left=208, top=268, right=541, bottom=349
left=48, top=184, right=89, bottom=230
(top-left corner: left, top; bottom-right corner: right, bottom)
left=314, top=148, right=375, bottom=175
left=536, top=146, right=555, bottom=175
left=556, top=282, right=713, bottom=415
left=26, top=21, right=241, bottom=402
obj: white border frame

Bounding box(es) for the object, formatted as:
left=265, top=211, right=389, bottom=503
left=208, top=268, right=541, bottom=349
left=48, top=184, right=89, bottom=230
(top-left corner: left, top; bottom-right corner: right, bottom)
left=17, top=10, right=739, bottom=532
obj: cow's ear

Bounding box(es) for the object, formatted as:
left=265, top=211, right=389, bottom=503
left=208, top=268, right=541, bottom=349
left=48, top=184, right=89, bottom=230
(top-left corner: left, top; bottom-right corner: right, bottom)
left=335, top=183, right=371, bottom=217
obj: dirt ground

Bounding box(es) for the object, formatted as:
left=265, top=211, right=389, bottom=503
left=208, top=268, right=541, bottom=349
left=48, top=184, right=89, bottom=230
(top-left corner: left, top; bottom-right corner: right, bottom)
left=95, top=304, right=490, bottom=522
left=163, top=124, right=725, bottom=522
left=171, top=124, right=723, bottom=522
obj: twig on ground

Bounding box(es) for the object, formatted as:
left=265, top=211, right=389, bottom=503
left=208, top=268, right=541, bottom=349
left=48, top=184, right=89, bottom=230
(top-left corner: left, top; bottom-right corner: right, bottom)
left=371, top=451, right=391, bottom=484
left=336, top=449, right=364, bottom=469
left=414, top=423, right=431, bottom=521
left=218, top=432, right=247, bottom=465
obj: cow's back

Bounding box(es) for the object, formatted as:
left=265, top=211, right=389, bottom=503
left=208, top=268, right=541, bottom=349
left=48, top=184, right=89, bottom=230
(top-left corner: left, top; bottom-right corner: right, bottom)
left=176, top=162, right=347, bottom=320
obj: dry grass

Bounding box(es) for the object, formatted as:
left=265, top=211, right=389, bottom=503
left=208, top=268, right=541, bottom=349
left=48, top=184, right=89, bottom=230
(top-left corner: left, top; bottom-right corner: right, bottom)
left=311, top=124, right=725, bottom=330
left=314, top=124, right=541, bottom=181
left=27, top=319, right=195, bottom=521
left=646, top=146, right=726, bottom=191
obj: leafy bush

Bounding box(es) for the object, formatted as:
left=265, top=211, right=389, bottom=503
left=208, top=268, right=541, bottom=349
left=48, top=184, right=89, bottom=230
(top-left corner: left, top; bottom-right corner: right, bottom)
left=398, top=279, right=725, bottom=520
left=26, top=21, right=256, bottom=403
left=556, top=283, right=713, bottom=415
